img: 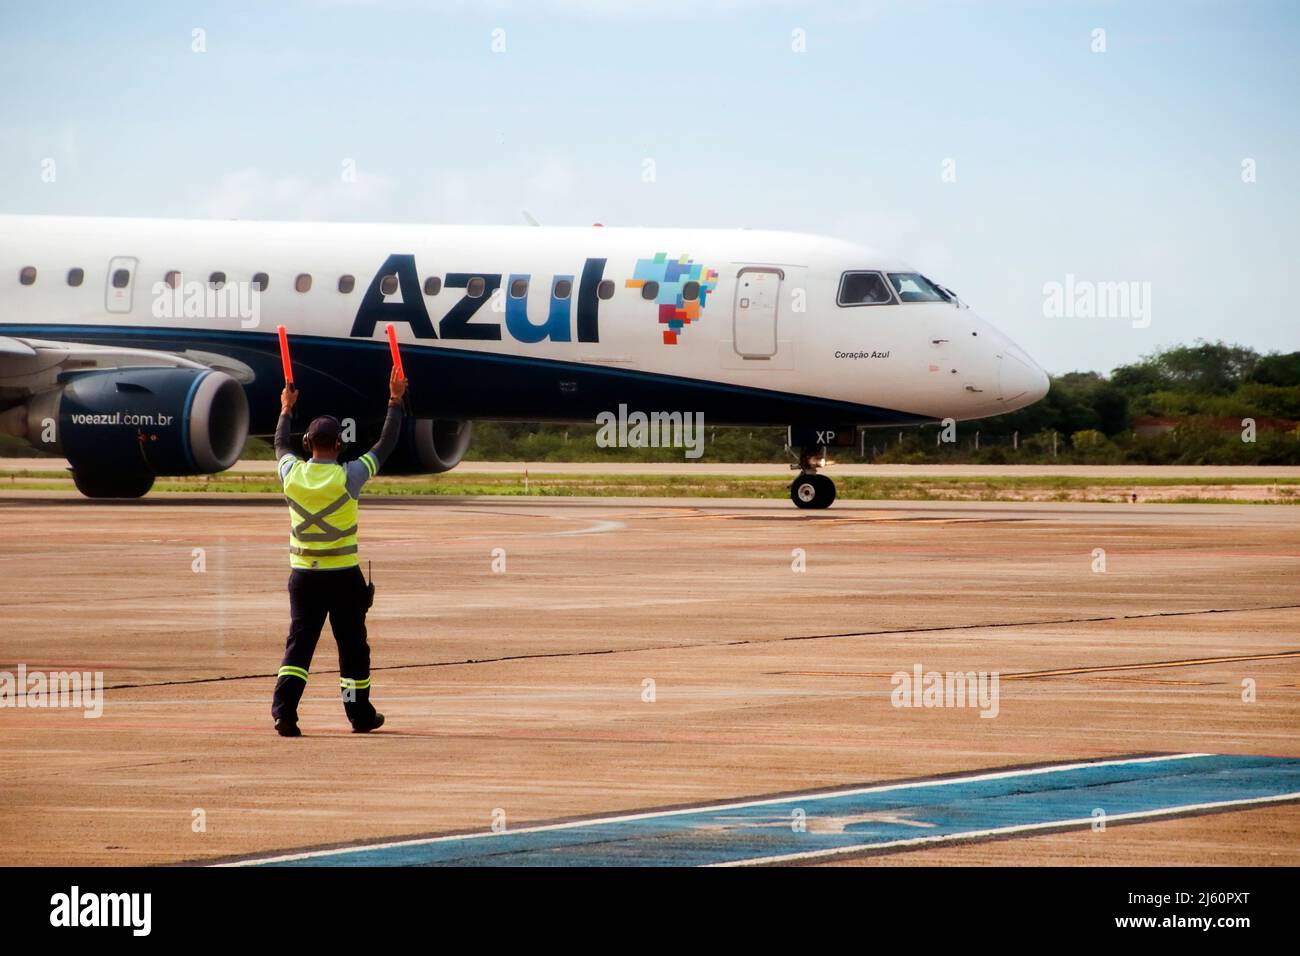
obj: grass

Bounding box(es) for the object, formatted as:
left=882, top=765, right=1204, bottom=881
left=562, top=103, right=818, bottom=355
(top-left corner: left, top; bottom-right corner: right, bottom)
left=1, top=468, right=1297, bottom=503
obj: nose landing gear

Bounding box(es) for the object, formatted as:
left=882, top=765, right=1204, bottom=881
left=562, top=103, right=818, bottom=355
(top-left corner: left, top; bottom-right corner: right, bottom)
left=789, top=446, right=836, bottom=510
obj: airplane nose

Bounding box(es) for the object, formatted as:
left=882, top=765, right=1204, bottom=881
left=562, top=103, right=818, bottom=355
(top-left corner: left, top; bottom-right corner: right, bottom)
left=999, top=348, right=1050, bottom=408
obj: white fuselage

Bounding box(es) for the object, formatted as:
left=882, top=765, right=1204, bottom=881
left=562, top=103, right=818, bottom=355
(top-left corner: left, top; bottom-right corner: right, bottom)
left=0, top=215, right=1048, bottom=433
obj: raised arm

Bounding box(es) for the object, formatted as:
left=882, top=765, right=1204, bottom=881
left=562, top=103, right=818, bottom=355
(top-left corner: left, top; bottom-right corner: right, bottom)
left=367, top=369, right=407, bottom=469
left=275, top=384, right=298, bottom=470
left=346, top=369, right=407, bottom=494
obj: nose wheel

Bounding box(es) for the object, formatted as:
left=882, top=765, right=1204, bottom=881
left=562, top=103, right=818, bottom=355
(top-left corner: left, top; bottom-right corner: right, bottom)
left=789, top=445, right=837, bottom=510
left=790, top=473, right=836, bottom=509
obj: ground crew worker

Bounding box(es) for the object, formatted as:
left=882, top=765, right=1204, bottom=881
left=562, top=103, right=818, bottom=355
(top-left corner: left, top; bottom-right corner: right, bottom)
left=270, top=367, right=407, bottom=736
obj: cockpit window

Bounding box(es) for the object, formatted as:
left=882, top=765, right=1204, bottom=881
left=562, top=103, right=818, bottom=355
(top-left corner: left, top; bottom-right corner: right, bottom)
left=838, top=271, right=894, bottom=306
left=887, top=272, right=948, bottom=302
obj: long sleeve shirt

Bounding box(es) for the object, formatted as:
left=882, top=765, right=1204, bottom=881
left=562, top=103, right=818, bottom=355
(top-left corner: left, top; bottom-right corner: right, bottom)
left=275, top=403, right=404, bottom=497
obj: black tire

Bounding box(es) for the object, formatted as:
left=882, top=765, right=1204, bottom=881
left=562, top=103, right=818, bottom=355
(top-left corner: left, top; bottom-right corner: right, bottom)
left=71, top=469, right=155, bottom=499
left=790, top=474, right=836, bottom=510
left=812, top=473, right=836, bottom=507
left=790, top=475, right=818, bottom=509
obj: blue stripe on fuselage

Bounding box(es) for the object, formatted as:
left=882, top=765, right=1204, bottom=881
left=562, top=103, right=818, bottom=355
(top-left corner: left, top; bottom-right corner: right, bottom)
left=0, top=323, right=934, bottom=434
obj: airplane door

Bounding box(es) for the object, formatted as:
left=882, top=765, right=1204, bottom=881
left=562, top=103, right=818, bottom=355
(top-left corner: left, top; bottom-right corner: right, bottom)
left=105, top=256, right=138, bottom=314
left=732, top=267, right=782, bottom=359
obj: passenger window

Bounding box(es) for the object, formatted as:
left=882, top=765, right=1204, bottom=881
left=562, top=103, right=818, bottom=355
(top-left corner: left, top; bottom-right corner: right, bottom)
left=838, top=272, right=893, bottom=306
left=295, top=274, right=312, bottom=293
left=164, top=270, right=181, bottom=289
left=682, top=280, right=700, bottom=301
left=380, top=274, right=398, bottom=295
left=112, top=269, right=131, bottom=289
left=19, top=266, right=36, bottom=285
left=423, top=277, right=441, bottom=296
left=466, top=277, right=486, bottom=298
left=641, top=281, right=659, bottom=300
left=67, top=268, right=84, bottom=287
left=252, top=272, right=269, bottom=291
left=510, top=278, right=528, bottom=298
left=553, top=278, right=572, bottom=299
left=597, top=280, right=614, bottom=299
left=338, top=275, right=355, bottom=294
left=209, top=272, right=226, bottom=289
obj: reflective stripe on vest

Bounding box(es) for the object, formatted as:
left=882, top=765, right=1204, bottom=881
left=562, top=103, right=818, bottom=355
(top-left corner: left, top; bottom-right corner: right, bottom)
left=283, top=460, right=360, bottom=570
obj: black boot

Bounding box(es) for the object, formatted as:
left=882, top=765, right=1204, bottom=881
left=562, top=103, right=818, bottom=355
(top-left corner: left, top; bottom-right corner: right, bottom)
left=351, top=712, right=385, bottom=734
left=343, top=682, right=382, bottom=732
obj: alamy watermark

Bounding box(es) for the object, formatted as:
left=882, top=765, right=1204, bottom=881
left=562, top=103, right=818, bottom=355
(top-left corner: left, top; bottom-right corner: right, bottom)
left=891, top=664, right=1000, bottom=718
left=0, top=664, right=104, bottom=718
left=151, top=279, right=262, bottom=329
left=50, top=886, right=150, bottom=936
left=596, top=404, right=704, bottom=459
left=1042, top=274, right=1151, bottom=329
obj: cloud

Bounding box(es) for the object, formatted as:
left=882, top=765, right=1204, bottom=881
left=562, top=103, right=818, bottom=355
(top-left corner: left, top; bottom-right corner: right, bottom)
left=303, top=0, right=889, bottom=21
left=832, top=209, right=954, bottom=275
left=0, top=123, right=81, bottom=178
left=188, top=166, right=396, bottom=220
left=186, top=153, right=601, bottom=227
left=414, top=154, right=601, bottom=226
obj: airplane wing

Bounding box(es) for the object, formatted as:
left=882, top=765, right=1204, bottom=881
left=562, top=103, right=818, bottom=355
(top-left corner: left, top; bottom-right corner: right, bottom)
left=0, top=336, right=37, bottom=357
left=0, top=335, right=256, bottom=491
left=0, top=336, right=254, bottom=401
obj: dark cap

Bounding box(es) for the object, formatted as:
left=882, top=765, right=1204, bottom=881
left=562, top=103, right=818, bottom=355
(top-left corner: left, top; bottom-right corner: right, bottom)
left=305, top=415, right=342, bottom=446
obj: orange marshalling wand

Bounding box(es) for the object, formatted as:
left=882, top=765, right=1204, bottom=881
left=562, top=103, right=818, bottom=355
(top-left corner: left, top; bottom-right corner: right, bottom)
left=385, top=323, right=405, bottom=378
left=276, top=325, right=294, bottom=386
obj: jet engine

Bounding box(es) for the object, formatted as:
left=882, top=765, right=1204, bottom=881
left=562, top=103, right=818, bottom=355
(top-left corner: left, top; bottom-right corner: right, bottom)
left=0, top=367, right=249, bottom=497
left=379, top=417, right=473, bottom=475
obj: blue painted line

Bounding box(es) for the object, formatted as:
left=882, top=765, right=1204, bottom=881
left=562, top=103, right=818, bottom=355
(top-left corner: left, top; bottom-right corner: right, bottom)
left=229, top=754, right=1300, bottom=867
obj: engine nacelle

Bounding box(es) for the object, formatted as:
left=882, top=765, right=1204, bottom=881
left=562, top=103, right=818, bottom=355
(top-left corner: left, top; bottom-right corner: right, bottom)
left=380, top=417, right=473, bottom=475
left=9, top=367, right=249, bottom=477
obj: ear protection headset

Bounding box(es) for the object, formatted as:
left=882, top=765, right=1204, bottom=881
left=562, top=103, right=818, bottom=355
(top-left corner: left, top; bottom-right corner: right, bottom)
left=302, top=434, right=344, bottom=453
left=302, top=415, right=344, bottom=456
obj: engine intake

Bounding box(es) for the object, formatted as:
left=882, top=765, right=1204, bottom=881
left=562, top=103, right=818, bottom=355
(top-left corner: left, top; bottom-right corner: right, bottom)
left=15, top=367, right=249, bottom=476
left=381, top=417, right=473, bottom=475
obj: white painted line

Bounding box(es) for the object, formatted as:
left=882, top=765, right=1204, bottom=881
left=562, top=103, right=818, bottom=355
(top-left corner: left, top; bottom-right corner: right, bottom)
left=456, top=516, right=626, bottom=541
left=546, top=518, right=625, bottom=537
left=711, top=791, right=1300, bottom=866
left=219, top=752, right=1211, bottom=866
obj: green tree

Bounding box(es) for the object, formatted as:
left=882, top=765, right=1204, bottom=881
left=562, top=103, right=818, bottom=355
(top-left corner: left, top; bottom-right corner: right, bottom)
left=1250, top=351, right=1300, bottom=388
left=1115, top=341, right=1260, bottom=397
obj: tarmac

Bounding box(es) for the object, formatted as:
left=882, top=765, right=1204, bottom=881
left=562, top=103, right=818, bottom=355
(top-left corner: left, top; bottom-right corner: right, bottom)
left=0, top=492, right=1296, bottom=865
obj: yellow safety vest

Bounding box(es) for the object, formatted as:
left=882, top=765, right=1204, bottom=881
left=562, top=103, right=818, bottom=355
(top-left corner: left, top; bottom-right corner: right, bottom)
left=283, top=460, right=360, bottom=570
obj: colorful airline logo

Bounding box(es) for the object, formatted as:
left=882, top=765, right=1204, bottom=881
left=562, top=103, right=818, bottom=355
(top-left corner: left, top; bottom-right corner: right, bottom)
left=625, top=253, right=719, bottom=345
left=349, top=252, right=718, bottom=346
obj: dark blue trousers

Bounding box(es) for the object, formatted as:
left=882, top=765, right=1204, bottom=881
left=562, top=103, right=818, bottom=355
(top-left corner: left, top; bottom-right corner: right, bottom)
left=271, top=565, right=376, bottom=726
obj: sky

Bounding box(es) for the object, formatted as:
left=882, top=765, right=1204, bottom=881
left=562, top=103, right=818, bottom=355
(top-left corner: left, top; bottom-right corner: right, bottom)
left=1, top=0, right=1297, bottom=374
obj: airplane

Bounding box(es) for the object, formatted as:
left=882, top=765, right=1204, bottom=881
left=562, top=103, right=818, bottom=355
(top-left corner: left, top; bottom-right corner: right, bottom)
left=0, top=215, right=1049, bottom=508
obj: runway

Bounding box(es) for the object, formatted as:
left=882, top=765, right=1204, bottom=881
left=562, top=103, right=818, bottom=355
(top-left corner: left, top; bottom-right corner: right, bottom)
left=1, top=493, right=1297, bottom=866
